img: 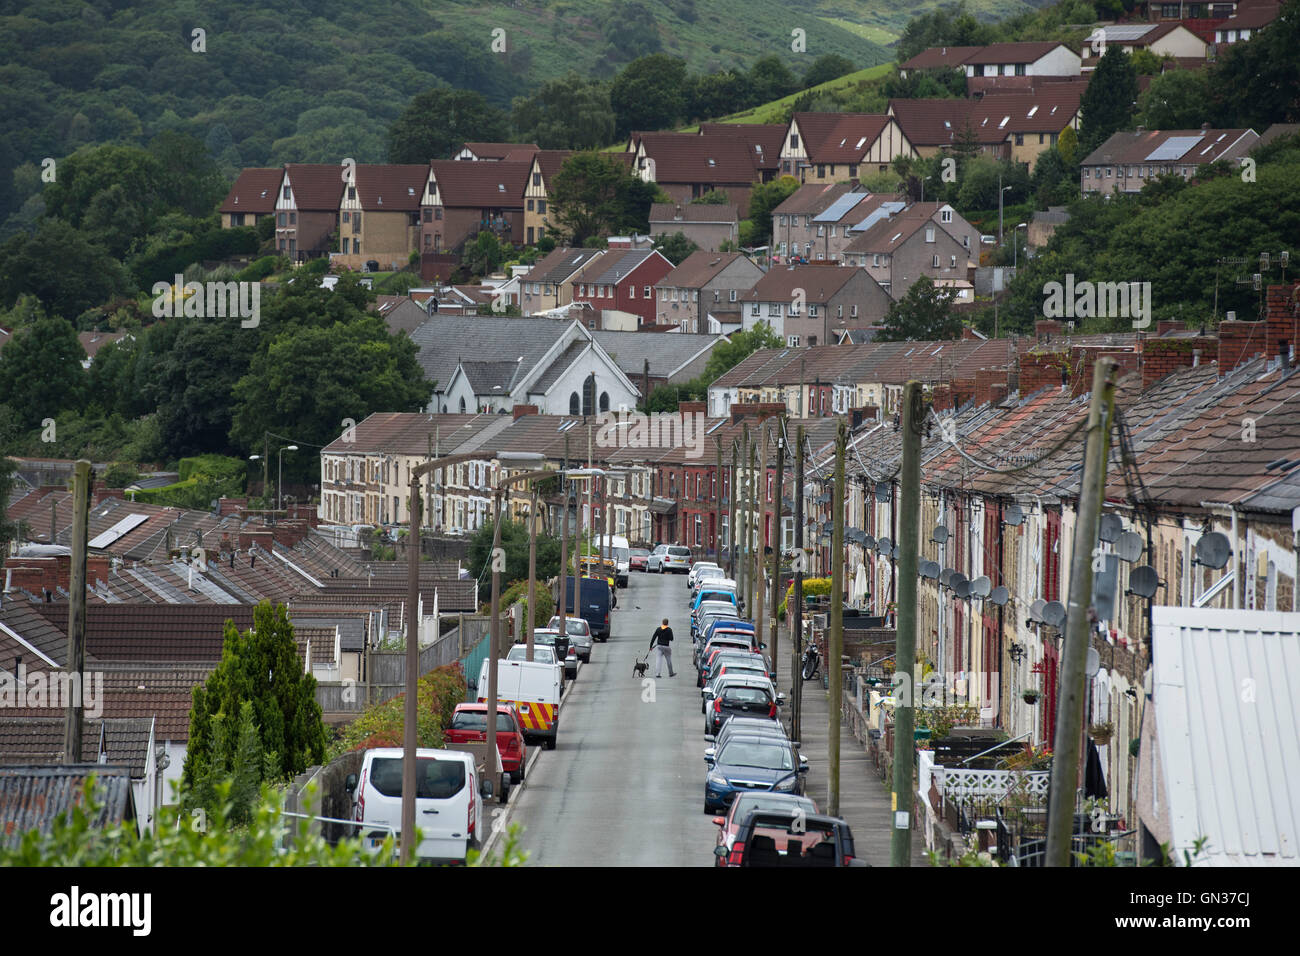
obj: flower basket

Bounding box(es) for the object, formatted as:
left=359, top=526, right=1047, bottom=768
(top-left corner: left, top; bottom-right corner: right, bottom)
left=1088, top=721, right=1114, bottom=744
left=1022, top=689, right=1041, bottom=704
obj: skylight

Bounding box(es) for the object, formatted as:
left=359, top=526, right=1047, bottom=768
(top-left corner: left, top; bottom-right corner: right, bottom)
left=855, top=137, right=867, bottom=149
left=999, top=116, right=1010, bottom=128
left=1027, top=105, right=1039, bottom=118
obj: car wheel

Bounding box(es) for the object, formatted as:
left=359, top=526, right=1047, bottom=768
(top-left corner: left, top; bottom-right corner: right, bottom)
left=515, top=758, right=526, bottom=782
left=545, top=738, right=556, bottom=751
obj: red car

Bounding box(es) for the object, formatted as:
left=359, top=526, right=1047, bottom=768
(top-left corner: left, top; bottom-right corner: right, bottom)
left=444, top=703, right=528, bottom=780
left=712, top=793, right=818, bottom=866
left=629, top=548, right=650, bottom=572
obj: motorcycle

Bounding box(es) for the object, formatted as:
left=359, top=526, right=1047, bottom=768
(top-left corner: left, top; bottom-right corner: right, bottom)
left=800, top=639, right=820, bottom=682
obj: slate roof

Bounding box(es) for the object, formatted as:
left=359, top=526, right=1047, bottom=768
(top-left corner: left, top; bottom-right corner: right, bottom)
left=219, top=167, right=282, bottom=214
left=592, top=329, right=727, bottom=379
left=0, top=718, right=153, bottom=777
left=32, top=604, right=258, bottom=662
left=742, top=265, right=860, bottom=304
left=0, top=765, right=134, bottom=847
left=527, top=247, right=605, bottom=285
left=1081, top=129, right=1258, bottom=167
left=459, top=142, right=538, bottom=160
left=656, top=251, right=747, bottom=289
left=527, top=340, right=587, bottom=392
left=409, top=316, right=573, bottom=397
left=791, top=113, right=893, bottom=164
left=461, top=360, right=526, bottom=394
left=582, top=249, right=663, bottom=286
left=0, top=601, right=76, bottom=668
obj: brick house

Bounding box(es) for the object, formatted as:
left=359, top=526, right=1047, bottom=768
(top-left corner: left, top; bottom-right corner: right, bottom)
left=889, top=87, right=1083, bottom=167
left=334, top=164, right=427, bottom=270
left=653, top=250, right=764, bottom=333
left=630, top=133, right=761, bottom=216
left=695, top=123, right=786, bottom=184
left=778, top=112, right=916, bottom=183
left=773, top=187, right=892, bottom=263
left=519, top=246, right=606, bottom=315
left=420, top=160, right=531, bottom=254
left=648, top=202, right=740, bottom=252
left=841, top=204, right=975, bottom=299
left=570, top=248, right=674, bottom=327
left=219, top=168, right=281, bottom=228
left=274, top=164, right=346, bottom=261
left=741, top=264, right=892, bottom=346
left=1080, top=127, right=1259, bottom=195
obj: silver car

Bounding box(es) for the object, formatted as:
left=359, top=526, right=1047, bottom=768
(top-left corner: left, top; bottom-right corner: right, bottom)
left=548, top=616, right=593, bottom=662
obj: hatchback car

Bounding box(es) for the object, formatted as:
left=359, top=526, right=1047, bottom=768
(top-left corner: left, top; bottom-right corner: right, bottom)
left=712, top=793, right=817, bottom=866
left=530, top=628, right=577, bottom=681
left=688, top=562, right=721, bottom=589
left=704, top=674, right=777, bottom=731
left=704, top=734, right=808, bottom=813
left=629, top=548, right=650, bottom=572
left=712, top=716, right=792, bottom=754
left=649, top=544, right=691, bottom=573
left=718, top=809, right=858, bottom=867
left=706, top=679, right=784, bottom=737
left=548, top=616, right=593, bottom=662
left=444, top=703, right=528, bottom=781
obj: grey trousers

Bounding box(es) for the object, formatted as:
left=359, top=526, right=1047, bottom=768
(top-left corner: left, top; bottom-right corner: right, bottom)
left=654, top=645, right=675, bottom=677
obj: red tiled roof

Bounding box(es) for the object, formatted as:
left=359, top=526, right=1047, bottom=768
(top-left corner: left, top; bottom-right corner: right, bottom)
left=658, top=251, right=748, bottom=289
left=697, top=123, right=787, bottom=171
left=743, top=264, right=860, bottom=304
left=219, top=168, right=281, bottom=214
left=460, top=142, right=538, bottom=160
left=354, top=164, right=430, bottom=212
left=636, top=134, right=761, bottom=184
left=792, top=113, right=892, bottom=164
left=899, top=46, right=983, bottom=71
left=429, top=160, right=531, bottom=208
left=284, top=164, right=346, bottom=212
left=962, top=42, right=1072, bottom=65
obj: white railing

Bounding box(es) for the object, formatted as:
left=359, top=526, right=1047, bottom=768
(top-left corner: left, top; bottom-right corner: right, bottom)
left=933, top=767, right=1050, bottom=806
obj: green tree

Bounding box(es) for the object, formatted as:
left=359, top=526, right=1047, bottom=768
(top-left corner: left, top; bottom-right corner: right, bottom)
left=748, top=55, right=799, bottom=104
left=1078, top=46, right=1139, bottom=155
left=387, top=87, right=510, bottom=164
left=652, top=231, right=699, bottom=265
left=877, top=276, right=962, bottom=341
left=0, top=219, right=131, bottom=318
left=1207, top=0, right=1300, bottom=129
left=701, top=321, right=783, bottom=383
left=1137, top=70, right=1214, bottom=130
left=1057, top=125, right=1079, bottom=167
left=686, top=70, right=754, bottom=122
left=182, top=602, right=327, bottom=815
left=0, top=316, right=87, bottom=430
left=802, top=54, right=857, bottom=90
left=610, top=54, right=688, bottom=137
left=549, top=152, right=658, bottom=245
left=466, top=518, right=561, bottom=588
left=466, top=231, right=504, bottom=277
left=511, top=73, right=616, bottom=150
left=599, top=0, right=663, bottom=61
left=745, top=175, right=800, bottom=245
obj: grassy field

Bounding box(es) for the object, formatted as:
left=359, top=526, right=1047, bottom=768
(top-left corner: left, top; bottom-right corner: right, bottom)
left=713, top=62, right=894, bottom=124
left=818, top=16, right=899, bottom=47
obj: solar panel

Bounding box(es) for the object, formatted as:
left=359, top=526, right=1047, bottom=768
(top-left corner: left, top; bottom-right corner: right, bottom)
left=1095, top=25, right=1155, bottom=42
left=813, top=193, right=867, bottom=223
left=1145, top=135, right=1203, bottom=162
left=849, top=201, right=904, bottom=233
left=88, top=513, right=150, bottom=550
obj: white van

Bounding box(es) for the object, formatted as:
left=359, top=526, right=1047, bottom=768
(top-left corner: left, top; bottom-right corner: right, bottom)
left=346, top=748, right=487, bottom=864
left=593, top=534, right=631, bottom=587
left=480, top=657, right=562, bottom=750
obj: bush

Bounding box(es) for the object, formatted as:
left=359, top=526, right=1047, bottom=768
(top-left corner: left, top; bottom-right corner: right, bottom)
left=331, top=664, right=466, bottom=759
left=777, top=576, right=832, bottom=620
left=236, top=255, right=284, bottom=282
left=500, top=578, right=556, bottom=628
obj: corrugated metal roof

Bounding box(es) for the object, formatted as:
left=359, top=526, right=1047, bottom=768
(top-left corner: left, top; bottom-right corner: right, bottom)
left=0, top=765, right=134, bottom=849
left=1148, top=607, right=1300, bottom=866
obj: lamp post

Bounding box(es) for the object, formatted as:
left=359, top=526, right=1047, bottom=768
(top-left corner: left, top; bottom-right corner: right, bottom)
left=1015, top=222, right=1027, bottom=270
left=486, top=453, right=550, bottom=791
left=402, top=450, right=493, bottom=864
left=998, top=182, right=1012, bottom=247
left=277, top=444, right=298, bottom=512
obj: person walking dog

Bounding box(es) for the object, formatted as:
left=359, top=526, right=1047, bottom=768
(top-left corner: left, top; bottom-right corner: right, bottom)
left=650, top=618, right=676, bottom=678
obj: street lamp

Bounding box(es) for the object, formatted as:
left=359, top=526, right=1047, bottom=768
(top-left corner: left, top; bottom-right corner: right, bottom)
left=248, top=455, right=266, bottom=508
left=486, top=452, right=550, bottom=793
left=998, top=182, right=1013, bottom=246
left=277, top=444, right=298, bottom=512
left=1015, top=222, right=1027, bottom=270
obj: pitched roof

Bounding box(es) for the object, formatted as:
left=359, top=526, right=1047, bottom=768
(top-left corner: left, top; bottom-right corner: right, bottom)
left=773, top=182, right=859, bottom=216
left=649, top=202, right=739, bottom=224
left=459, top=142, right=538, bottom=160
left=696, top=123, right=786, bottom=171
left=527, top=247, right=606, bottom=285
left=0, top=765, right=134, bottom=847
left=592, top=329, right=727, bottom=379
left=966, top=88, right=1085, bottom=135
left=408, top=317, right=572, bottom=395
left=354, top=164, right=430, bottom=212
left=219, top=168, right=282, bottom=214
left=742, top=264, right=859, bottom=304
left=429, top=160, right=531, bottom=208
left=899, top=46, right=983, bottom=71
left=1081, top=128, right=1258, bottom=167
left=792, top=113, right=892, bottom=164
left=961, top=41, right=1072, bottom=65
left=656, top=250, right=748, bottom=289
left=532, top=149, right=574, bottom=184
left=582, top=249, right=665, bottom=286
left=0, top=718, right=153, bottom=777
left=460, top=360, right=524, bottom=394
left=32, top=604, right=258, bottom=662
left=1220, top=1, right=1282, bottom=28
left=843, top=207, right=943, bottom=255
left=283, top=164, right=347, bottom=211
left=635, top=134, right=760, bottom=184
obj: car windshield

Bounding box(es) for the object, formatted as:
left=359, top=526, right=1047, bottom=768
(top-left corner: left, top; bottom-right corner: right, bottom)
left=722, top=686, right=771, bottom=704
left=632, top=549, right=649, bottom=557
left=369, top=757, right=466, bottom=799
left=450, top=711, right=518, bottom=733
left=507, top=646, right=555, bottom=663
left=732, top=794, right=815, bottom=821
left=719, top=741, right=792, bottom=771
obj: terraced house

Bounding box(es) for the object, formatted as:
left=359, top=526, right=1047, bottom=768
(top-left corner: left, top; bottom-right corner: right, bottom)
left=779, top=112, right=916, bottom=183
left=335, top=164, right=428, bottom=270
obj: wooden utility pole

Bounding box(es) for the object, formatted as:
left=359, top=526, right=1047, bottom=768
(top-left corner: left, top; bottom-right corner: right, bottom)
left=714, top=439, right=723, bottom=564
left=769, top=421, right=785, bottom=685
left=748, top=436, right=759, bottom=617
left=527, top=484, right=538, bottom=662
left=828, top=423, right=846, bottom=816
left=402, top=470, right=422, bottom=864
left=63, top=460, right=91, bottom=764
left=1045, top=358, right=1118, bottom=867
left=729, top=439, right=740, bottom=578
left=891, top=381, right=924, bottom=867
left=791, top=425, right=805, bottom=743
left=753, top=424, right=767, bottom=629
left=738, top=424, right=750, bottom=603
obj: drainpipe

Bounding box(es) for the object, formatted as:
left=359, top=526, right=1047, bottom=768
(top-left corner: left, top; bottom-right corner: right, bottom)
left=1231, top=508, right=1240, bottom=609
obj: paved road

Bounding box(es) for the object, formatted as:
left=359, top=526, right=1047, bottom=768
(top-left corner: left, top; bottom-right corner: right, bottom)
left=510, top=570, right=718, bottom=866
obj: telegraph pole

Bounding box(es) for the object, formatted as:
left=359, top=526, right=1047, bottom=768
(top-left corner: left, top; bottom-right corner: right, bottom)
left=729, top=439, right=740, bottom=579
left=791, top=425, right=805, bottom=743
left=402, top=469, right=422, bottom=864
left=769, top=422, right=785, bottom=685
left=1045, top=358, right=1118, bottom=867
left=739, top=423, right=750, bottom=604
left=63, top=460, right=91, bottom=763
left=753, top=424, right=767, bottom=629
left=891, top=381, right=924, bottom=867
left=714, top=439, right=723, bottom=564
left=527, top=483, right=538, bottom=662
left=828, top=422, right=846, bottom=816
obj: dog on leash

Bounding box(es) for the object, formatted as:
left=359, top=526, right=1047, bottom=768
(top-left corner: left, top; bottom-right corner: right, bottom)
left=632, top=656, right=649, bottom=678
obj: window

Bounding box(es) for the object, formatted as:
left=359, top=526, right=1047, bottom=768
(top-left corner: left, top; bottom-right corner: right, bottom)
left=809, top=304, right=818, bottom=316
left=230, top=213, right=245, bottom=226
left=570, top=392, right=580, bottom=415
left=872, top=254, right=881, bottom=267
left=830, top=226, right=837, bottom=237
left=423, top=208, right=431, bottom=222
left=538, top=200, right=546, bottom=214
left=787, top=335, right=800, bottom=347
left=671, top=288, right=678, bottom=301
left=1015, top=63, right=1026, bottom=76
left=693, top=290, right=698, bottom=301
left=850, top=305, right=857, bottom=317
left=751, top=303, right=760, bottom=316
left=837, top=304, right=843, bottom=318
left=643, top=285, right=651, bottom=298
left=424, top=234, right=431, bottom=247
left=941, top=208, right=953, bottom=223
left=729, top=289, right=737, bottom=302
left=817, top=225, right=825, bottom=237
left=768, top=303, right=782, bottom=316
left=350, top=212, right=357, bottom=229
left=629, top=285, right=637, bottom=298
left=778, top=215, right=787, bottom=226
left=580, top=284, right=587, bottom=296
left=527, top=199, right=534, bottom=211
left=533, top=172, right=541, bottom=187
left=925, top=227, right=935, bottom=243
left=789, top=134, right=799, bottom=149
left=950, top=255, right=957, bottom=267
left=848, top=165, right=857, bottom=177
left=278, top=212, right=286, bottom=227
left=817, top=166, right=825, bottom=178
left=435, top=207, right=443, bottom=220
left=933, top=255, right=941, bottom=267
left=1014, top=133, right=1024, bottom=146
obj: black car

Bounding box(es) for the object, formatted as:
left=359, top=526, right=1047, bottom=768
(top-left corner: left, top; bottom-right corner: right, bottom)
left=715, top=809, right=861, bottom=867
left=706, top=678, right=782, bottom=737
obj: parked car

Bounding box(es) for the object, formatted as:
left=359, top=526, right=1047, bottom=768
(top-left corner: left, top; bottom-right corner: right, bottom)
left=548, top=616, right=594, bottom=662
left=648, top=544, right=691, bottom=573
left=703, top=674, right=778, bottom=732
left=444, top=703, right=528, bottom=781
left=703, top=734, right=808, bottom=813
left=529, top=629, right=577, bottom=681
left=692, top=575, right=734, bottom=600
left=701, top=663, right=771, bottom=712
left=706, top=679, right=784, bottom=737
left=629, top=548, right=651, bottom=572
left=688, top=562, right=721, bottom=589
left=562, top=575, right=612, bottom=641
left=346, top=748, right=488, bottom=864
left=717, top=809, right=858, bottom=867
left=712, top=715, right=793, bottom=753
left=712, top=793, right=818, bottom=866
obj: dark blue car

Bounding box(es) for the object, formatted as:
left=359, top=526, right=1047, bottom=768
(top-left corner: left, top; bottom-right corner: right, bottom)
left=704, top=734, right=808, bottom=813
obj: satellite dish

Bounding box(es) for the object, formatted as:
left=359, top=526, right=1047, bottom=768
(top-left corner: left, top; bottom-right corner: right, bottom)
left=1127, top=564, right=1160, bottom=599
left=932, top=524, right=950, bottom=544
left=1194, top=531, right=1231, bottom=570
left=1028, top=599, right=1046, bottom=623
left=1115, top=531, right=1144, bottom=563
left=1099, top=514, right=1123, bottom=544
left=989, top=585, right=1010, bottom=606
left=952, top=574, right=970, bottom=599
left=919, top=560, right=940, bottom=580
left=1004, top=503, right=1024, bottom=526
left=823, top=521, right=835, bottom=535
left=862, top=534, right=876, bottom=551
left=1085, top=646, right=1100, bottom=678
left=939, top=568, right=955, bottom=589
left=875, top=482, right=892, bottom=502
left=877, top=536, right=893, bottom=554
left=970, top=575, right=991, bottom=598
left=1042, top=600, right=1066, bottom=628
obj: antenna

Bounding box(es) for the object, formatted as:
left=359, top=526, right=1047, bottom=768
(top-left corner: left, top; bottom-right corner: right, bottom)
left=939, top=568, right=955, bottom=589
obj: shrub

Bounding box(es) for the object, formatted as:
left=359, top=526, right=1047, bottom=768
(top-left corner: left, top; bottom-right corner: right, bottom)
left=777, top=576, right=833, bottom=620
left=332, top=664, right=466, bottom=759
